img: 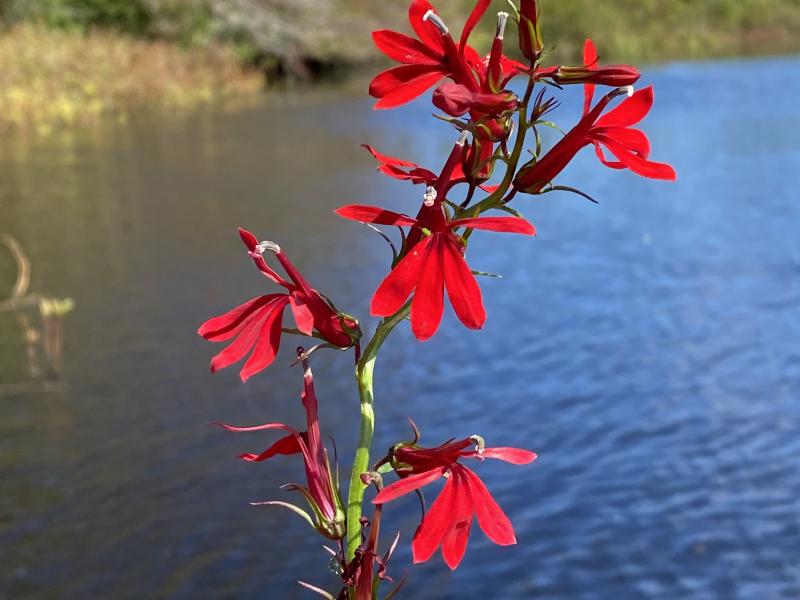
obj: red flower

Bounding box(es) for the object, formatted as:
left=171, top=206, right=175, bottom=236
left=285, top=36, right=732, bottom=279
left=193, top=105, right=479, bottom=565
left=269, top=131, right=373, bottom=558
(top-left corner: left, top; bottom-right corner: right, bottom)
left=335, top=204, right=535, bottom=341
left=514, top=77, right=676, bottom=194
left=369, top=0, right=491, bottom=109
left=216, top=352, right=346, bottom=540
left=198, top=229, right=359, bottom=381
left=373, top=435, right=537, bottom=570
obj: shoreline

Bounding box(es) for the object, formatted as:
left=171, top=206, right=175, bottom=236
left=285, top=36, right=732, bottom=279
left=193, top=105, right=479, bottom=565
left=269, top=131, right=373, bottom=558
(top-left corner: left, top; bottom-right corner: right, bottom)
left=1, top=17, right=799, bottom=134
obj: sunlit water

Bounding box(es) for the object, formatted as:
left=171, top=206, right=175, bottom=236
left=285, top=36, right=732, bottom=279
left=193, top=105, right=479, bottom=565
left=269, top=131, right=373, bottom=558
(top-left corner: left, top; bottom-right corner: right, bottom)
left=1, top=56, right=799, bottom=599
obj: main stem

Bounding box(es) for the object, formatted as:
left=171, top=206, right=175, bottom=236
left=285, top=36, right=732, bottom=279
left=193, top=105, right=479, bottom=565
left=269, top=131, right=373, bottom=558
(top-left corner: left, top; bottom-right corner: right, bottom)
left=345, top=303, right=411, bottom=561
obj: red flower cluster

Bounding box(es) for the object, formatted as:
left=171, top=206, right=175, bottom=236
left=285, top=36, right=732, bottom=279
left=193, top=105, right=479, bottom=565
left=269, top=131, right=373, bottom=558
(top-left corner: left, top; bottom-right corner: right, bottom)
left=198, top=0, right=675, bottom=595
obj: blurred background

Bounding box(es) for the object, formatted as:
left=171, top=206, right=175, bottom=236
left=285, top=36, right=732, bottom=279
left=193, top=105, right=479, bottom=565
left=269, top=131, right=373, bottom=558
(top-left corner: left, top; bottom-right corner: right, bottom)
left=1, top=1, right=799, bottom=599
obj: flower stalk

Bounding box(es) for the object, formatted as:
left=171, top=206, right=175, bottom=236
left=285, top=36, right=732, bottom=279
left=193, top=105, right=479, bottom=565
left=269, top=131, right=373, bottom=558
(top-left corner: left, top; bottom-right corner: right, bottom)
left=346, top=302, right=411, bottom=562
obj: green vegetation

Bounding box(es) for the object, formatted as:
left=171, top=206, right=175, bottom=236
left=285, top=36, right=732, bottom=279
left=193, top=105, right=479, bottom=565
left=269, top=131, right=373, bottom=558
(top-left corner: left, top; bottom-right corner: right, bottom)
left=1, top=0, right=799, bottom=131
left=0, top=24, right=261, bottom=133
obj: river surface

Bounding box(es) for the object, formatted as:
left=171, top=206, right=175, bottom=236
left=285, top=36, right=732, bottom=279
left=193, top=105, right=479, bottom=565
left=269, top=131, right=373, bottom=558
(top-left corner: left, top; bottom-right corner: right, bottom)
left=1, top=56, right=799, bottom=599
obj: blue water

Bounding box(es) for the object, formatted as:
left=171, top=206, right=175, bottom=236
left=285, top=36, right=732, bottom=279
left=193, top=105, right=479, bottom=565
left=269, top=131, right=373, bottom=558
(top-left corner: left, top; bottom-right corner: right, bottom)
left=1, top=56, right=799, bottom=599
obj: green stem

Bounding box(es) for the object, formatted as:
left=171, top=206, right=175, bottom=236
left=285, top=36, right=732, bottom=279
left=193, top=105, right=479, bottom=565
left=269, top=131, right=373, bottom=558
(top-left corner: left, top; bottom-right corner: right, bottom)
left=345, top=302, right=411, bottom=562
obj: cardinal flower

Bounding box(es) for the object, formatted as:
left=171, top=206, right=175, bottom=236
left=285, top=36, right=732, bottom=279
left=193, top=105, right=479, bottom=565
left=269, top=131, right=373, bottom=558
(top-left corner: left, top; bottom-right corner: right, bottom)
left=335, top=204, right=535, bottom=340
left=373, top=433, right=537, bottom=570
left=370, top=0, right=493, bottom=108
left=514, top=80, right=676, bottom=194
left=216, top=351, right=346, bottom=540
left=198, top=228, right=360, bottom=381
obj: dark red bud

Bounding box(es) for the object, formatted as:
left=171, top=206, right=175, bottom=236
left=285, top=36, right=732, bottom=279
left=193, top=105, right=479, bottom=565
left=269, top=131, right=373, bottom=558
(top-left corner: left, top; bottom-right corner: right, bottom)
left=552, top=65, right=641, bottom=87
left=518, top=0, right=543, bottom=62
left=471, top=91, right=518, bottom=115
left=432, top=82, right=473, bottom=117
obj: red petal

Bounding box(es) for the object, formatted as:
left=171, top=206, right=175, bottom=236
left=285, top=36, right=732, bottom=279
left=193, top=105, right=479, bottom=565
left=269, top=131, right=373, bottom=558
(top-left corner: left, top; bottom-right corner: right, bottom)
left=238, top=227, right=258, bottom=251
left=362, top=144, right=419, bottom=168
left=334, top=205, right=418, bottom=227
left=409, top=0, right=445, bottom=54
left=239, top=297, right=289, bottom=381
left=412, top=472, right=456, bottom=564
left=238, top=432, right=303, bottom=462
left=370, top=65, right=446, bottom=109
left=600, top=137, right=677, bottom=180
left=595, top=85, right=654, bottom=128
left=592, top=127, right=651, bottom=157
left=462, top=467, right=516, bottom=546
left=583, top=38, right=598, bottom=114
left=198, top=295, right=279, bottom=341
left=209, top=300, right=284, bottom=373
left=289, top=293, right=315, bottom=335
left=370, top=236, right=432, bottom=317
left=470, top=447, right=538, bottom=465
left=372, top=29, right=440, bottom=65
left=441, top=467, right=474, bottom=570
left=373, top=467, right=446, bottom=504
left=450, top=216, right=536, bottom=235
left=459, top=0, right=491, bottom=52
left=215, top=421, right=298, bottom=434
left=593, top=142, right=626, bottom=170
left=441, top=236, right=485, bottom=330
left=410, top=235, right=445, bottom=341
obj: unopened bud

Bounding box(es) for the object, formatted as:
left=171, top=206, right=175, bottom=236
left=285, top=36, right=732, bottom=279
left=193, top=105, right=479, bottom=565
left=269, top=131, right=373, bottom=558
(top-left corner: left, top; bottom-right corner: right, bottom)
left=423, top=186, right=438, bottom=207
left=423, top=10, right=449, bottom=35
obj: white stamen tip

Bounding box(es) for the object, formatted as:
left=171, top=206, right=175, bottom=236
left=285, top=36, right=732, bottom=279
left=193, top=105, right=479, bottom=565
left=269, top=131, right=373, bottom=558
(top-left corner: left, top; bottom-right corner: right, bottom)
left=423, top=186, right=438, bottom=207
left=423, top=10, right=449, bottom=34
left=256, top=240, right=281, bottom=254
left=496, top=12, right=509, bottom=39
left=623, top=85, right=634, bottom=97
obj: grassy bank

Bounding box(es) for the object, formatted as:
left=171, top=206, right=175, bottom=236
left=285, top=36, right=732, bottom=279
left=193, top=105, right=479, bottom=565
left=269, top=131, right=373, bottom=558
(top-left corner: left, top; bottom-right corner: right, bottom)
left=1, top=0, right=799, bottom=132
left=0, top=24, right=261, bottom=133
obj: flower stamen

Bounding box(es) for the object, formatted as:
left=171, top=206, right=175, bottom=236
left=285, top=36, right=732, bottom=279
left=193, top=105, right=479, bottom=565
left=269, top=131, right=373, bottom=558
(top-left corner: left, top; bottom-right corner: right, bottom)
left=255, top=240, right=281, bottom=255
left=423, top=186, right=438, bottom=207
left=423, top=10, right=449, bottom=35
left=496, top=12, right=509, bottom=39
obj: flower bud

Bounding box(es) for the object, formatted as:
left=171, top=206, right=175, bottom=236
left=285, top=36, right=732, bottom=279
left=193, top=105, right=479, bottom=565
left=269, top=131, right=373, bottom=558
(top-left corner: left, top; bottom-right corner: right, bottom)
left=551, top=64, right=641, bottom=87
left=432, top=82, right=473, bottom=117
left=518, top=0, right=543, bottom=63
left=433, top=83, right=518, bottom=119
left=461, top=137, right=495, bottom=185
left=475, top=115, right=514, bottom=143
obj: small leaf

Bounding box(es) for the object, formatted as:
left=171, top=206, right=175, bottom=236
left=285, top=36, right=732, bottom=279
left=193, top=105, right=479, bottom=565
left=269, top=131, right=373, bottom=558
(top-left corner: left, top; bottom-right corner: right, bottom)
left=297, top=580, right=336, bottom=600
left=250, top=500, right=315, bottom=528
left=472, top=270, right=503, bottom=279
left=382, top=572, right=408, bottom=600
left=495, top=204, right=526, bottom=219
left=531, top=119, right=565, bottom=135
left=546, top=185, right=600, bottom=204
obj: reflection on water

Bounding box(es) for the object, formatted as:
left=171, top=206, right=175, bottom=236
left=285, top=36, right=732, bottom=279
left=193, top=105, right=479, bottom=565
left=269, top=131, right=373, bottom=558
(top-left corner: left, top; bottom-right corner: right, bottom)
left=1, top=57, right=799, bottom=599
